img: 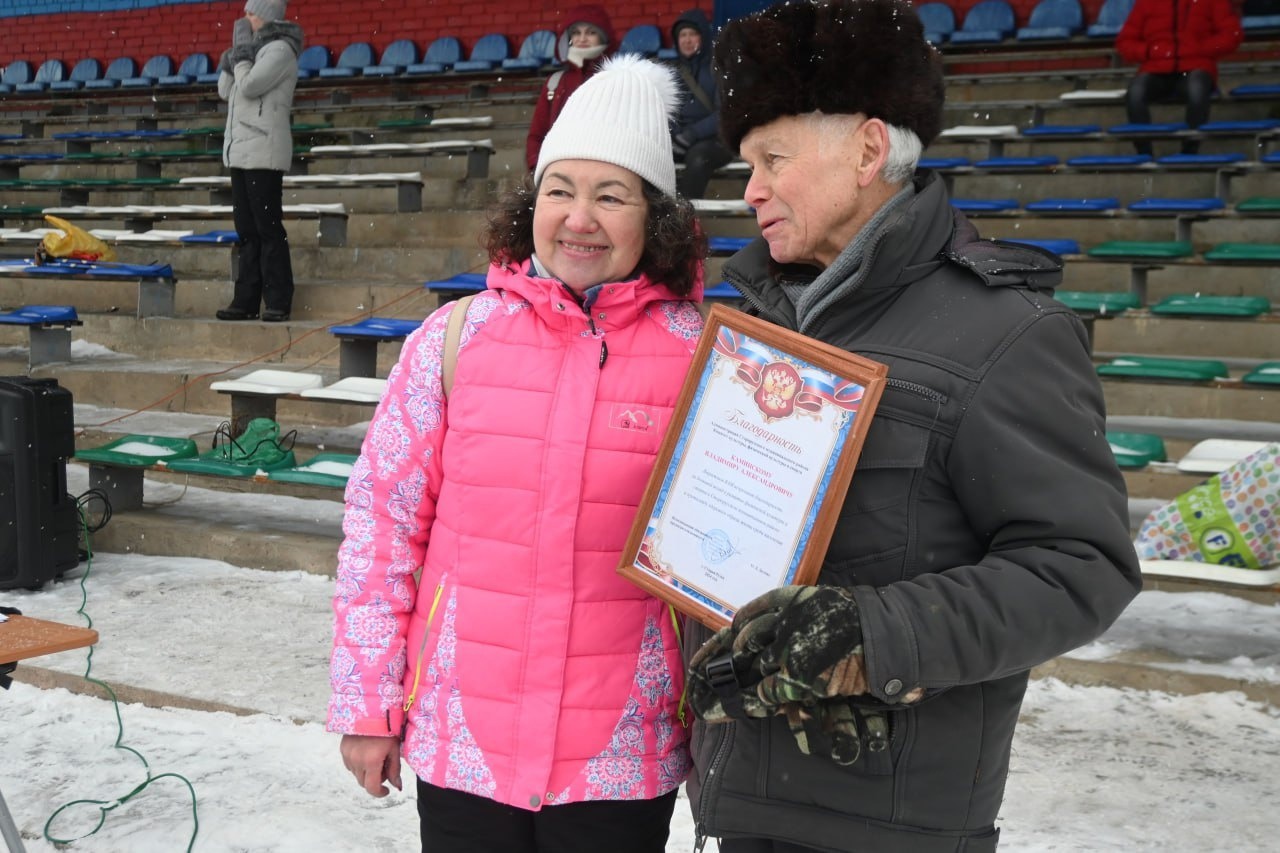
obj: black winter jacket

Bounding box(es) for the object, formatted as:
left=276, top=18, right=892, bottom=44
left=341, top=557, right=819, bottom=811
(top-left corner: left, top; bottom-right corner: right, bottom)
left=669, top=9, right=719, bottom=143
left=684, top=172, right=1141, bottom=852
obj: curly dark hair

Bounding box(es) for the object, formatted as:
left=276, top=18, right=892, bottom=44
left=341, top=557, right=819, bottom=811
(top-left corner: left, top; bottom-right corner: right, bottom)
left=482, top=175, right=708, bottom=297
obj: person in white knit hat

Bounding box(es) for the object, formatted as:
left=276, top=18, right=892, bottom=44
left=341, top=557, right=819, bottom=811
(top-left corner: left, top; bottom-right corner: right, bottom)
left=330, top=54, right=708, bottom=853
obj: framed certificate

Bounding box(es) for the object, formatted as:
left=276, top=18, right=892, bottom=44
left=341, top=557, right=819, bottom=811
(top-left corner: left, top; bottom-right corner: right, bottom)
left=618, top=304, right=888, bottom=629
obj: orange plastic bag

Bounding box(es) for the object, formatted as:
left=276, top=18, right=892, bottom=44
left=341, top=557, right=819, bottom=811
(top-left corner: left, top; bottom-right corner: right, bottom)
left=36, top=215, right=117, bottom=264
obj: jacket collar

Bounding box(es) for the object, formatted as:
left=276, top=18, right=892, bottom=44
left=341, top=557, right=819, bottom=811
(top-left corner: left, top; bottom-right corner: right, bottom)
left=723, top=170, right=1062, bottom=325
left=486, top=259, right=698, bottom=333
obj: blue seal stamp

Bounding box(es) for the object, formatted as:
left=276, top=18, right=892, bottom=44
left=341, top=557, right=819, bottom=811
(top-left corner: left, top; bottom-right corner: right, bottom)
left=701, top=529, right=735, bottom=564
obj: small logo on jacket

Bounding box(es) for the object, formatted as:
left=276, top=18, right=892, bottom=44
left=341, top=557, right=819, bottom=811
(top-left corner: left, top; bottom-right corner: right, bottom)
left=610, top=404, right=658, bottom=433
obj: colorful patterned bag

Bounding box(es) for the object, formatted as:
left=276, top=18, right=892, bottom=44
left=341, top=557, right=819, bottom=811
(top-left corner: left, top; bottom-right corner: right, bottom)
left=1134, top=443, right=1279, bottom=569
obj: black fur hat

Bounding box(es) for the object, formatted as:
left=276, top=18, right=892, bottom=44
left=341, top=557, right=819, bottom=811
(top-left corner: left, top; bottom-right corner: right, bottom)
left=714, top=0, right=946, bottom=151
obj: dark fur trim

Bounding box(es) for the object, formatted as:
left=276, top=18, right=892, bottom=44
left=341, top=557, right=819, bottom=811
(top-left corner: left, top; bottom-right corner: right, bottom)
left=715, top=0, right=945, bottom=150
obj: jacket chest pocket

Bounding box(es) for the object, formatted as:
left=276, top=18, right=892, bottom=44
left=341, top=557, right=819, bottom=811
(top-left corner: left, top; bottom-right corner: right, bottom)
left=821, top=417, right=930, bottom=585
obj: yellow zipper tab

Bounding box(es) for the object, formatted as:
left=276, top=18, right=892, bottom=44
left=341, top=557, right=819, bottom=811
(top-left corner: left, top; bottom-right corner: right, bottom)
left=402, top=582, right=445, bottom=714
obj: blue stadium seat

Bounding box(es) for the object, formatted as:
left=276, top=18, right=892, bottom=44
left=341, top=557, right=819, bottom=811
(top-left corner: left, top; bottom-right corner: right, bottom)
left=708, top=237, right=751, bottom=255
left=1025, top=198, right=1120, bottom=212
left=424, top=272, right=488, bottom=296
left=1230, top=83, right=1280, bottom=99
left=328, top=317, right=423, bottom=339
left=160, top=53, right=211, bottom=86
left=84, top=56, right=136, bottom=89
left=319, top=43, right=375, bottom=78
left=296, top=45, right=331, bottom=78
left=1017, top=0, right=1083, bottom=40
left=1155, top=153, right=1246, bottom=166
left=1066, top=154, right=1152, bottom=167
left=974, top=156, right=1060, bottom=168
left=1242, top=13, right=1280, bottom=31
left=121, top=54, right=173, bottom=87
left=453, top=33, right=510, bottom=72
left=919, top=156, right=972, bottom=169
left=15, top=59, right=64, bottom=93
left=50, top=57, right=101, bottom=91
left=363, top=39, right=417, bottom=76
left=1128, top=197, right=1225, bottom=212
left=1199, top=119, right=1280, bottom=133
left=0, top=60, right=33, bottom=93
left=1107, top=121, right=1188, bottom=136
left=1002, top=238, right=1082, bottom=255
left=1022, top=124, right=1102, bottom=136
left=950, top=0, right=1016, bottom=44
left=618, top=24, right=662, bottom=57
left=0, top=305, right=81, bottom=326
left=917, top=3, right=957, bottom=44
left=951, top=198, right=1020, bottom=212
left=503, top=29, right=557, bottom=71
left=1088, top=0, right=1135, bottom=38
left=407, top=36, right=463, bottom=75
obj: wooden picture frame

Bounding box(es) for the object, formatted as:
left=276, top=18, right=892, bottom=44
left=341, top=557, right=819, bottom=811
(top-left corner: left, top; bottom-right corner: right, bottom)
left=618, top=304, right=888, bottom=629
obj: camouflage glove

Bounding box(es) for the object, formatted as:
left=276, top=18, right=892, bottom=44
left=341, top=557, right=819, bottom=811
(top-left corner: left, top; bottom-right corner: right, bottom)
left=748, top=585, right=868, bottom=707
left=688, top=585, right=862, bottom=722
left=781, top=700, right=864, bottom=766
left=687, top=622, right=774, bottom=724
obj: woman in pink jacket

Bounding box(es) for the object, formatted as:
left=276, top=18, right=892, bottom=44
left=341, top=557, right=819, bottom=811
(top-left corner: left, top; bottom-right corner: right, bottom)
left=328, top=55, right=706, bottom=853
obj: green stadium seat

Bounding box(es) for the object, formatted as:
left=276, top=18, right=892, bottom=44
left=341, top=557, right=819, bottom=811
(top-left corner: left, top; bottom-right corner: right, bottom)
left=1106, top=431, right=1167, bottom=469
left=1087, top=240, right=1193, bottom=259
left=267, top=452, right=360, bottom=488
left=1096, top=356, right=1230, bottom=382
left=1204, top=243, right=1280, bottom=262
left=1237, top=197, right=1280, bottom=212
left=1150, top=295, right=1271, bottom=317
left=1242, top=362, right=1280, bottom=386
left=74, top=434, right=199, bottom=467
left=1054, top=291, right=1141, bottom=313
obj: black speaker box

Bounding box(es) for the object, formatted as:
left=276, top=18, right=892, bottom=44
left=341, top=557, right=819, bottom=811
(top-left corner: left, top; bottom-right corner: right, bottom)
left=0, top=376, right=80, bottom=590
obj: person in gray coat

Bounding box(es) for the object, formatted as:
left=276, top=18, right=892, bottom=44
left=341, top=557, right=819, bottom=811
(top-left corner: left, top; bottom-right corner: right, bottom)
left=215, top=0, right=302, bottom=322
left=680, top=2, right=1142, bottom=851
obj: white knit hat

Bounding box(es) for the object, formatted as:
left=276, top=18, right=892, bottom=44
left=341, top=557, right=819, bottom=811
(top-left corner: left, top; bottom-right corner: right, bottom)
left=534, top=54, right=681, bottom=198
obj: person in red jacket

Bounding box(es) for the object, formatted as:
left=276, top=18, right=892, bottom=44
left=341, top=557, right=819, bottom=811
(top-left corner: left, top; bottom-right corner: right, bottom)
left=524, top=5, right=615, bottom=172
left=1117, top=0, right=1243, bottom=155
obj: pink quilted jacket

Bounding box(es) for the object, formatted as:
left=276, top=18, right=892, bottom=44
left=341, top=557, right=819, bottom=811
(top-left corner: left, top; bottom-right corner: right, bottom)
left=328, top=260, right=704, bottom=810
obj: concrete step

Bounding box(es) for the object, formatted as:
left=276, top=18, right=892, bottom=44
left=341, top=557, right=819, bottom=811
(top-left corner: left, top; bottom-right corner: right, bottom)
left=10, top=354, right=386, bottom=425
left=1092, top=314, right=1280, bottom=360
left=0, top=272, right=436, bottom=320
left=1102, top=376, right=1279, bottom=422
left=64, top=462, right=342, bottom=575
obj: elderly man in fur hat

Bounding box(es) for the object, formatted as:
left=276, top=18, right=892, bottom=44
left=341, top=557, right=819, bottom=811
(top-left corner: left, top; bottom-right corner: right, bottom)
left=681, top=2, right=1141, bottom=851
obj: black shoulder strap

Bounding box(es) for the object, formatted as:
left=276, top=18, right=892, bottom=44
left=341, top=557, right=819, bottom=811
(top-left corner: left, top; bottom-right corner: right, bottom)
left=677, top=63, right=714, bottom=113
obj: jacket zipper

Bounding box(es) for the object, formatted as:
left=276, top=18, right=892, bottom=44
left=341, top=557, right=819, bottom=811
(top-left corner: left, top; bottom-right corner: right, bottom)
left=400, top=580, right=446, bottom=733
left=885, top=377, right=947, bottom=404
left=694, top=721, right=734, bottom=851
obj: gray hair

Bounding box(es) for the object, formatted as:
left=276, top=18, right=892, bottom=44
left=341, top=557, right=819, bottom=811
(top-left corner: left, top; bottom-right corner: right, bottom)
left=808, top=112, right=922, bottom=185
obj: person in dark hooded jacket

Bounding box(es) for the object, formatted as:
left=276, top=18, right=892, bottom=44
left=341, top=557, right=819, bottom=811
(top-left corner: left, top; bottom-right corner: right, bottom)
left=668, top=8, right=733, bottom=198
left=215, top=0, right=302, bottom=322
left=680, top=2, right=1141, bottom=851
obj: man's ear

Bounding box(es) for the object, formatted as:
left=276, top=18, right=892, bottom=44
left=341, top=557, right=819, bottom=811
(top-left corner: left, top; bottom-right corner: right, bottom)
left=856, top=119, right=891, bottom=188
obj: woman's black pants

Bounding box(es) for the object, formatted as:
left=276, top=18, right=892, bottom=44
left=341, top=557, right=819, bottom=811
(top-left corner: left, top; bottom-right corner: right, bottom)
left=416, top=779, right=677, bottom=853
left=229, top=167, right=294, bottom=314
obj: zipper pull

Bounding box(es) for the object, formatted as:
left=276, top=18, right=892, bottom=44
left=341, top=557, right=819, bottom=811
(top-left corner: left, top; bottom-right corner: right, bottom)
left=693, top=833, right=708, bottom=853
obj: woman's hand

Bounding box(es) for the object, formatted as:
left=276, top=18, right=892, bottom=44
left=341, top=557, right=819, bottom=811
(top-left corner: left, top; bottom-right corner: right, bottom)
left=340, top=734, right=403, bottom=797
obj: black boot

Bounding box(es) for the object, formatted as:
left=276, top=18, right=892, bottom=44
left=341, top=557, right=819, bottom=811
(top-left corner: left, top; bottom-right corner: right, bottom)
left=262, top=309, right=291, bottom=322
left=216, top=306, right=259, bottom=321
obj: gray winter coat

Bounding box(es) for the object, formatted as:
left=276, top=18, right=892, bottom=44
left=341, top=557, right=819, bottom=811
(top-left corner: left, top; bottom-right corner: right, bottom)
left=685, top=171, right=1141, bottom=852
left=219, top=21, right=302, bottom=172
